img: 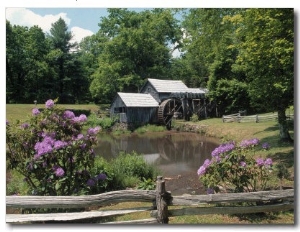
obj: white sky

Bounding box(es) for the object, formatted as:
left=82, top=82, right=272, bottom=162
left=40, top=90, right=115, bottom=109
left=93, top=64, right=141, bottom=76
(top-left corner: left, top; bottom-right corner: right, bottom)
left=6, top=8, right=94, bottom=44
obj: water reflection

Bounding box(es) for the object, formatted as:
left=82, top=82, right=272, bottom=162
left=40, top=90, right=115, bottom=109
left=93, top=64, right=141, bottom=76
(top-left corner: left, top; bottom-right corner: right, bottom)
left=94, top=132, right=219, bottom=177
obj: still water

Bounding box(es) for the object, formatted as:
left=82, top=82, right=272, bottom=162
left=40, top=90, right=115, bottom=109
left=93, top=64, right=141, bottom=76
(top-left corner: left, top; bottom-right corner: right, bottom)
left=94, top=131, right=219, bottom=182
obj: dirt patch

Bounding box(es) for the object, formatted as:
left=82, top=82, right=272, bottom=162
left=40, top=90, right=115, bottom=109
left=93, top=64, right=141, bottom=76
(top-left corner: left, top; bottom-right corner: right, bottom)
left=163, top=171, right=206, bottom=196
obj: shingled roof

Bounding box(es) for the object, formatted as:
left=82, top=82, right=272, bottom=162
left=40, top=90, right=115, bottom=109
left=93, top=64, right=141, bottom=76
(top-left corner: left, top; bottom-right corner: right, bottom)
left=117, top=92, right=159, bottom=107
left=147, top=78, right=189, bottom=93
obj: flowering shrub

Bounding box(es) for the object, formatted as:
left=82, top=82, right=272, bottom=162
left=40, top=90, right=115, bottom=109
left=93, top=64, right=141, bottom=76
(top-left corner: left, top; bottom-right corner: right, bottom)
left=6, top=99, right=106, bottom=196
left=197, top=138, right=273, bottom=193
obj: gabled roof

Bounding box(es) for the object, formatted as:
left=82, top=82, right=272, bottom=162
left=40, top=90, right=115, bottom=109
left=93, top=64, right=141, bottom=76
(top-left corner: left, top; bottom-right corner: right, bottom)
left=187, top=88, right=206, bottom=94
left=147, top=78, right=189, bottom=93
left=117, top=92, right=159, bottom=107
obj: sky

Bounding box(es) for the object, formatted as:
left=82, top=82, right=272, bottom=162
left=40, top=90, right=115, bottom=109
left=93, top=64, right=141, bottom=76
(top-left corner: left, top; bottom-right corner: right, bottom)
left=4, top=1, right=300, bottom=45
left=5, top=8, right=149, bottom=44
left=2, top=1, right=300, bottom=232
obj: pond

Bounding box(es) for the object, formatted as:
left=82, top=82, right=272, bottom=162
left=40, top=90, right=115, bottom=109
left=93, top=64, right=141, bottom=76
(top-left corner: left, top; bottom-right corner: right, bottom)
left=94, top=131, right=220, bottom=195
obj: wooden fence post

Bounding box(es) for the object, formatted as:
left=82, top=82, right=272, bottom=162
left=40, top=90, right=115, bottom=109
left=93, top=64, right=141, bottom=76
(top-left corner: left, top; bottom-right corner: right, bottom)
left=155, top=176, right=169, bottom=224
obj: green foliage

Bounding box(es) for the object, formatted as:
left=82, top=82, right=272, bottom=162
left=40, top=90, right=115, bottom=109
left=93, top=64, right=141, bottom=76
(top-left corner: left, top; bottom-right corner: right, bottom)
left=210, top=79, right=250, bottom=115
left=190, top=114, right=199, bottom=122
left=137, top=177, right=156, bottom=190
left=274, top=163, right=290, bottom=181
left=6, top=18, right=90, bottom=104
left=86, top=112, right=117, bottom=130
left=6, top=21, right=54, bottom=103
left=233, top=9, right=294, bottom=140
left=234, top=9, right=294, bottom=113
left=6, top=170, right=31, bottom=196
left=109, top=151, right=160, bottom=190
left=198, top=139, right=274, bottom=193
left=134, top=124, right=166, bottom=134
left=6, top=99, right=104, bottom=196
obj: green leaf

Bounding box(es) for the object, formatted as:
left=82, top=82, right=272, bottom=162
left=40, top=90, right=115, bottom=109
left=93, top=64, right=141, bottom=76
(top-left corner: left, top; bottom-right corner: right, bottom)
left=55, top=182, right=60, bottom=190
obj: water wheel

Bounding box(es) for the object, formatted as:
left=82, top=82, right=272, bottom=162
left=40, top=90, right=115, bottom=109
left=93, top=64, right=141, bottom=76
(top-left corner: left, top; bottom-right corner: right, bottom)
left=158, top=98, right=182, bottom=129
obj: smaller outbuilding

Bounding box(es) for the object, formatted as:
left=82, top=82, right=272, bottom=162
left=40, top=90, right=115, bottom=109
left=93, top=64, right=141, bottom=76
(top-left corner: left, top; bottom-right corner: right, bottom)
left=110, top=92, right=159, bottom=125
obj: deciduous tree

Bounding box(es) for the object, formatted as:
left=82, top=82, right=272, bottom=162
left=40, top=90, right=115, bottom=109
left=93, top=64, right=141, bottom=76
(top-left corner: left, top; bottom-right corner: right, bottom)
left=89, top=8, right=182, bottom=103
left=233, top=8, right=294, bottom=142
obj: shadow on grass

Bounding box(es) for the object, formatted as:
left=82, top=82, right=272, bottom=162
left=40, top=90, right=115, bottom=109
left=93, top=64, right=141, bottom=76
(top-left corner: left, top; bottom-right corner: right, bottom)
left=231, top=210, right=294, bottom=224
left=270, top=150, right=294, bottom=169
left=257, top=134, right=294, bottom=150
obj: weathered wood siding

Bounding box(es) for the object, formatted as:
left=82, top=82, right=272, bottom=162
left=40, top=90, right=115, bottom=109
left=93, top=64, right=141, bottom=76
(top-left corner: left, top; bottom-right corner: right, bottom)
left=110, top=95, right=158, bottom=124
left=110, top=95, right=125, bottom=115
left=141, top=82, right=177, bottom=103
left=126, top=107, right=158, bottom=124
left=140, top=82, right=161, bottom=103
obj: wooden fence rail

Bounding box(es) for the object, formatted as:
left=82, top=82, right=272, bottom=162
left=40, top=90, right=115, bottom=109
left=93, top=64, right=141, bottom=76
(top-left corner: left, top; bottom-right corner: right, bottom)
left=222, top=113, right=294, bottom=123
left=6, top=176, right=294, bottom=224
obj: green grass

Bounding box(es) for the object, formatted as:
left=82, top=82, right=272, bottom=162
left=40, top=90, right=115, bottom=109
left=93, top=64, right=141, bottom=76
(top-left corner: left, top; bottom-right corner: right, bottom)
left=6, top=103, right=102, bottom=122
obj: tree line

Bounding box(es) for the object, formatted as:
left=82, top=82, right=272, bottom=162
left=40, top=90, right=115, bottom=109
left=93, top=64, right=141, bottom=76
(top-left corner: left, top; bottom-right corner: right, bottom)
left=6, top=8, right=294, bottom=141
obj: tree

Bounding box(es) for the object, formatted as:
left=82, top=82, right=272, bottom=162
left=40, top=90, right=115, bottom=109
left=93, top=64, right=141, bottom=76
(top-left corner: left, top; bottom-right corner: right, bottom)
left=180, top=9, right=251, bottom=115
left=6, top=21, right=53, bottom=103
left=6, top=20, right=28, bottom=103
left=48, top=17, right=85, bottom=103
left=232, top=9, right=294, bottom=142
left=89, top=8, right=182, bottom=103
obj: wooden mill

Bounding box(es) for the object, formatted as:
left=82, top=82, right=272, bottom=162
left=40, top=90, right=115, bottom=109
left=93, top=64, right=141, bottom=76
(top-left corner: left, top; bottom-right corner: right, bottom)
left=110, top=78, right=208, bottom=128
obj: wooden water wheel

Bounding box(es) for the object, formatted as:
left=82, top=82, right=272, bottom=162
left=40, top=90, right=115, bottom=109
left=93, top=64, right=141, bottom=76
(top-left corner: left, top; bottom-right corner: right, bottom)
left=158, top=98, right=183, bottom=129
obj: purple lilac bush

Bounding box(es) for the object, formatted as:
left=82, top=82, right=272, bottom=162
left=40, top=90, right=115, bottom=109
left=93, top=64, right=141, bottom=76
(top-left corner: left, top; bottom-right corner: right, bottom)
left=197, top=138, right=273, bottom=193
left=6, top=99, right=107, bottom=196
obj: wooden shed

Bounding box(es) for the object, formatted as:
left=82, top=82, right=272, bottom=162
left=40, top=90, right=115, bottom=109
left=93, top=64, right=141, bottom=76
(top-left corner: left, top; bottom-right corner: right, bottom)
left=110, top=92, right=159, bottom=125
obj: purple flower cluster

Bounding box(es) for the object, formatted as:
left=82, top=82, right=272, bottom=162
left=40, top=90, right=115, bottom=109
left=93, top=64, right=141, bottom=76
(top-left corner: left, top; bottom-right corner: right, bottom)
left=240, top=161, right=247, bottom=167
left=34, top=136, right=55, bottom=159
left=72, top=114, right=87, bottom=123
left=45, top=99, right=55, bottom=108
left=32, top=108, right=40, bottom=116
left=87, top=126, right=101, bottom=135
left=34, top=135, right=68, bottom=159
left=197, top=159, right=211, bottom=176
left=240, top=138, right=260, bottom=148
left=262, top=142, right=270, bottom=150
left=256, top=157, right=273, bottom=167
left=211, top=142, right=235, bottom=157
left=96, top=173, right=107, bottom=181
left=54, top=140, right=68, bottom=149
left=63, top=110, right=87, bottom=123
left=63, top=110, right=75, bottom=119
left=207, top=188, right=214, bottom=194
left=20, top=123, right=30, bottom=129
left=86, top=173, right=107, bottom=187
left=76, top=134, right=84, bottom=140
left=53, top=165, right=65, bottom=177
left=87, top=178, right=96, bottom=187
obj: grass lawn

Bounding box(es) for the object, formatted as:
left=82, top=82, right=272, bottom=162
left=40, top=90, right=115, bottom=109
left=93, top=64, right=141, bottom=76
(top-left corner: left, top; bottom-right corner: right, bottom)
left=5, top=104, right=295, bottom=224
left=6, top=103, right=103, bottom=122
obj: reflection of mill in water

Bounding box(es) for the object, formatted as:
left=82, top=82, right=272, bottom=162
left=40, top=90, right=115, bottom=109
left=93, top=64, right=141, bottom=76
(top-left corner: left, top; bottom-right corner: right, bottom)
left=155, top=134, right=210, bottom=176
left=108, top=133, right=215, bottom=177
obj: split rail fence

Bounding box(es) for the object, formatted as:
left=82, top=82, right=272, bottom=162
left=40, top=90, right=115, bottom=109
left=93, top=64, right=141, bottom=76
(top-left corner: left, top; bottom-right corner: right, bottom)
left=6, top=176, right=294, bottom=224
left=222, top=113, right=294, bottom=123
